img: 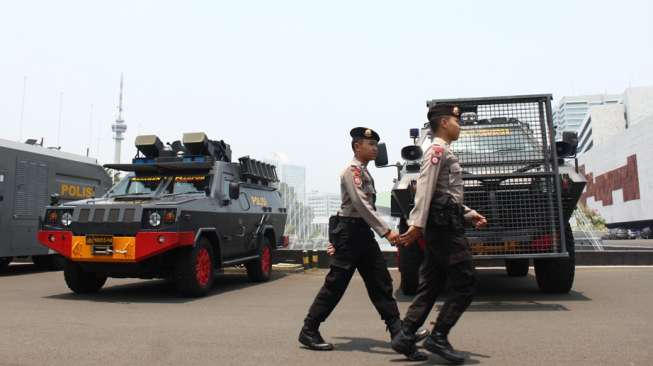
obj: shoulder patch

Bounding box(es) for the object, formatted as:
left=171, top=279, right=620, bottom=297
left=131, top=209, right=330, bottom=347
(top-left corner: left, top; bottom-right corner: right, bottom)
left=351, top=166, right=362, bottom=176
left=432, top=145, right=445, bottom=157
left=353, top=175, right=362, bottom=187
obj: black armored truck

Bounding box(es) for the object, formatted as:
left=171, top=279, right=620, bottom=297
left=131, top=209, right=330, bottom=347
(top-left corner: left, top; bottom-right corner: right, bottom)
left=378, top=94, right=586, bottom=294
left=38, top=133, right=287, bottom=297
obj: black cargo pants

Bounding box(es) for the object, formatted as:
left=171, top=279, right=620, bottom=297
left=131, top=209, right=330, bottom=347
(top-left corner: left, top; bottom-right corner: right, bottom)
left=403, top=227, right=477, bottom=335
left=305, top=217, right=400, bottom=324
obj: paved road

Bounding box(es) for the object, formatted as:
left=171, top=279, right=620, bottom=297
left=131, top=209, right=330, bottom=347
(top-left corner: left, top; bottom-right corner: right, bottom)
left=1, top=265, right=652, bottom=366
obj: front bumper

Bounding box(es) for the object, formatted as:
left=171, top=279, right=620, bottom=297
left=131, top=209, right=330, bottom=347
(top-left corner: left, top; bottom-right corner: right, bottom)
left=37, top=231, right=195, bottom=263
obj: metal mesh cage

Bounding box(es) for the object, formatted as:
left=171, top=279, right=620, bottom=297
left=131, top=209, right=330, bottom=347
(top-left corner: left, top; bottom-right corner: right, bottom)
left=428, top=95, right=565, bottom=257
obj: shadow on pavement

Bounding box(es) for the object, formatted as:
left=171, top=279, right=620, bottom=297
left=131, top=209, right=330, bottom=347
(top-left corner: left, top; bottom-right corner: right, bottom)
left=330, top=336, right=488, bottom=365
left=0, top=263, right=57, bottom=277
left=394, top=268, right=591, bottom=311
left=44, top=271, right=288, bottom=304
left=330, top=336, right=396, bottom=356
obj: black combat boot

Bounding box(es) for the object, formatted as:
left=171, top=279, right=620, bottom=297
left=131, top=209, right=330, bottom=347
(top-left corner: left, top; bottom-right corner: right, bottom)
left=298, top=319, right=334, bottom=351
left=389, top=320, right=429, bottom=362
left=387, top=318, right=430, bottom=343
left=423, top=331, right=465, bottom=364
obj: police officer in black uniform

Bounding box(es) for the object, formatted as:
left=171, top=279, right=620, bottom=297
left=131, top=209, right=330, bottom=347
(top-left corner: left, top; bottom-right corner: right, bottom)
left=391, top=105, right=487, bottom=364
left=298, top=127, right=428, bottom=361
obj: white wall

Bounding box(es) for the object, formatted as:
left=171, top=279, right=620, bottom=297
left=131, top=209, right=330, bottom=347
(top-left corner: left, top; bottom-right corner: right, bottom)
left=624, top=86, right=653, bottom=127
left=579, top=115, right=653, bottom=224
left=589, top=104, right=626, bottom=147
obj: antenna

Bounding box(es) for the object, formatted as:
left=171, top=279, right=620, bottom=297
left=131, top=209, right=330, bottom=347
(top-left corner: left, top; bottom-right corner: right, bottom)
left=88, top=104, right=94, bottom=156
left=56, top=92, right=63, bottom=147
left=18, top=76, right=27, bottom=142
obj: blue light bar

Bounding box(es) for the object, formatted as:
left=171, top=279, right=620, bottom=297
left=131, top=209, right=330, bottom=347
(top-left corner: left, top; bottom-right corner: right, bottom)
left=133, top=158, right=155, bottom=164
left=182, top=155, right=206, bottom=163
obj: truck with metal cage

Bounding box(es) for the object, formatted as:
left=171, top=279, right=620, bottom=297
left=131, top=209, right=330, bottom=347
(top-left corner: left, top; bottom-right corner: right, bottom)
left=0, top=138, right=111, bottom=271
left=377, top=94, right=586, bottom=294
left=38, top=132, right=287, bottom=297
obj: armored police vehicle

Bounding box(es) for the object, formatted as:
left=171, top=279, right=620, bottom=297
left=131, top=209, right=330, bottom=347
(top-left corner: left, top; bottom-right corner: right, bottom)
left=379, top=94, right=585, bottom=294
left=0, top=138, right=111, bottom=271
left=38, top=133, right=287, bottom=297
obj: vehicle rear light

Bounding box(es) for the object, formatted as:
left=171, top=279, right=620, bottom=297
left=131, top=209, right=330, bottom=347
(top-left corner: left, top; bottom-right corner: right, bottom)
left=47, top=211, right=59, bottom=225
left=531, top=234, right=553, bottom=251
left=163, top=211, right=176, bottom=224
left=282, top=235, right=289, bottom=248
left=561, top=175, right=570, bottom=191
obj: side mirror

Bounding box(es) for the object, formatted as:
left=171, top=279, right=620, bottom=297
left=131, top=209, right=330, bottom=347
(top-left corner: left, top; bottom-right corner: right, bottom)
left=556, top=131, right=578, bottom=158
left=229, top=182, right=240, bottom=200
left=375, top=143, right=389, bottom=167
left=50, top=193, right=60, bottom=206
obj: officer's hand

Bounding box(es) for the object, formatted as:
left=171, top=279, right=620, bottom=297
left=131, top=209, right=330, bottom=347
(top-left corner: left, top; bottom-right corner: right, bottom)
left=326, top=243, right=336, bottom=256
left=468, top=211, right=487, bottom=229
left=385, top=230, right=400, bottom=246
left=398, top=226, right=423, bottom=246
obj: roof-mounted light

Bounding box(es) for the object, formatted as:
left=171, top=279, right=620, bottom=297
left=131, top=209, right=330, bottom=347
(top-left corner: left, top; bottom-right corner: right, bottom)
left=182, top=132, right=209, bottom=156
left=135, top=135, right=164, bottom=158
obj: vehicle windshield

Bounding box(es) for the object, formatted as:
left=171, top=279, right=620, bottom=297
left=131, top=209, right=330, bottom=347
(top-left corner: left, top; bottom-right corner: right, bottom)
left=455, top=125, right=540, bottom=154
left=106, top=176, right=164, bottom=197
left=163, top=175, right=211, bottom=195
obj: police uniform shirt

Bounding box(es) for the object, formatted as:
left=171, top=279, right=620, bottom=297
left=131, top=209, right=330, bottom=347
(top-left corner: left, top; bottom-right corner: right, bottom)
left=339, top=158, right=391, bottom=237
left=407, top=137, right=472, bottom=229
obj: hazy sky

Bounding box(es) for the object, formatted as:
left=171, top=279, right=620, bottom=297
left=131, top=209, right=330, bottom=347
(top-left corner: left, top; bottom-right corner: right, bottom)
left=1, top=0, right=651, bottom=194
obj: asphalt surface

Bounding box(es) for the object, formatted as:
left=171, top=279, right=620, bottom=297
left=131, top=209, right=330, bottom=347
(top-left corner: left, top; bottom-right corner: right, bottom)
left=1, top=265, right=652, bottom=366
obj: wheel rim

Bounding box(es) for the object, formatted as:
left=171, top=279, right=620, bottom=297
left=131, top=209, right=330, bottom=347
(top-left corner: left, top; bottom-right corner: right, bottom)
left=261, top=246, right=271, bottom=275
left=195, top=248, right=211, bottom=287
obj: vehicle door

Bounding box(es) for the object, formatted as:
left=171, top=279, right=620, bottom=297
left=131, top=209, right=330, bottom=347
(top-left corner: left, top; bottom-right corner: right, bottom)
left=216, top=173, right=247, bottom=259
left=0, top=169, right=8, bottom=256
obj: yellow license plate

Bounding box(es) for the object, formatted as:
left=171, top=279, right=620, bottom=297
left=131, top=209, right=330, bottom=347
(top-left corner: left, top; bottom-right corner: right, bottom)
left=472, top=241, right=519, bottom=254
left=86, top=235, right=113, bottom=246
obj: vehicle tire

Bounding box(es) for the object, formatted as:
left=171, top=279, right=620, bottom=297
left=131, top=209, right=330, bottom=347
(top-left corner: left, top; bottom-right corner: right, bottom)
left=534, top=222, right=575, bottom=293
left=64, top=262, right=107, bottom=294
left=173, top=237, right=215, bottom=297
left=0, top=257, right=12, bottom=271
left=505, top=259, right=529, bottom=277
left=32, top=255, right=66, bottom=270
left=246, top=237, right=273, bottom=283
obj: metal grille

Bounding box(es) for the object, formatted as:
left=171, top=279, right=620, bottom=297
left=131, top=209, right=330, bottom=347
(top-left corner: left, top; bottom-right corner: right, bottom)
left=465, top=176, right=561, bottom=256
left=108, top=209, right=120, bottom=222
left=92, top=209, right=105, bottom=223
left=451, top=100, right=553, bottom=176
left=428, top=95, right=564, bottom=257
left=78, top=209, right=90, bottom=222
left=123, top=208, right=135, bottom=222
left=12, top=160, right=48, bottom=219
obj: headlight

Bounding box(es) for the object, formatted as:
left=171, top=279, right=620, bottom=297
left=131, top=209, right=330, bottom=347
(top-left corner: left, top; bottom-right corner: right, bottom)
left=149, top=212, right=161, bottom=227
left=61, top=212, right=73, bottom=227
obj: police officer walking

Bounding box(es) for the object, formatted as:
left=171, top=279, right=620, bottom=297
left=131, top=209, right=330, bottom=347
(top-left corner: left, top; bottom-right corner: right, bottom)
left=391, top=105, right=487, bottom=364
left=298, top=127, right=427, bottom=361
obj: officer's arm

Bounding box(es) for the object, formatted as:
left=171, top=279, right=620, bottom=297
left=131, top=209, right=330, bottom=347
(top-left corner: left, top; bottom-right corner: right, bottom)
left=407, top=146, right=445, bottom=229
left=343, top=168, right=391, bottom=237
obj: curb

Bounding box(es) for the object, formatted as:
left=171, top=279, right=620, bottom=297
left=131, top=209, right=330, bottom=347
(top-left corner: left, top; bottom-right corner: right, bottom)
left=275, top=249, right=653, bottom=268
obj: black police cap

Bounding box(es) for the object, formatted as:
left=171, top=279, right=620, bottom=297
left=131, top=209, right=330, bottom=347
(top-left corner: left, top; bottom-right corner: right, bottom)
left=427, top=103, right=461, bottom=121
left=350, top=127, right=380, bottom=142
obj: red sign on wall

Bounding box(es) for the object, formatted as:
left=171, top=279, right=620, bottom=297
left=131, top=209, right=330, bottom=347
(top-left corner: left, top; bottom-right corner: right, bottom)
left=580, top=155, right=640, bottom=206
